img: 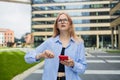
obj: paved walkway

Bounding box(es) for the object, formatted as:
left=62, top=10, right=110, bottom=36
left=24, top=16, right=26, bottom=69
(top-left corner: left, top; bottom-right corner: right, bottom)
left=12, top=61, right=44, bottom=80
left=12, top=49, right=120, bottom=80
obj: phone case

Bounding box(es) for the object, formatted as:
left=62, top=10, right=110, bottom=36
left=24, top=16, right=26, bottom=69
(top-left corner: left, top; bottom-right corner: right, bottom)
left=59, top=55, right=68, bottom=61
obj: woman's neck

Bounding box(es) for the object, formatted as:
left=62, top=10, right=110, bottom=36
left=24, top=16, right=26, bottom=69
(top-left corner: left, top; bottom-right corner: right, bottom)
left=59, top=31, right=71, bottom=47
left=59, top=32, right=70, bottom=40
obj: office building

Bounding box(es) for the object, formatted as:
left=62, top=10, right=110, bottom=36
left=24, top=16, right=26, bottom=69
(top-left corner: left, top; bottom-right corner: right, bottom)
left=110, top=0, right=120, bottom=49
left=31, top=0, right=119, bottom=48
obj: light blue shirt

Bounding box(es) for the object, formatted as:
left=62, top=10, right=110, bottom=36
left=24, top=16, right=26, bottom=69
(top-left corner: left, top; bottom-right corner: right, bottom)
left=24, top=35, right=87, bottom=80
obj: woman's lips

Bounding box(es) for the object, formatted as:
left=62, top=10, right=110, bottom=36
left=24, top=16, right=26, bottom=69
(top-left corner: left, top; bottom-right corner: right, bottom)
left=61, top=25, right=66, bottom=27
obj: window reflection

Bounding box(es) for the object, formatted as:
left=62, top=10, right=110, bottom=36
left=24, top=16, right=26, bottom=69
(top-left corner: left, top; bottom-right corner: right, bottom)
left=32, top=12, right=109, bottom=18
left=32, top=4, right=110, bottom=11
left=32, top=0, right=110, bottom=4
left=81, top=35, right=96, bottom=47
left=32, top=19, right=110, bottom=25
left=75, top=27, right=110, bottom=31
left=33, top=28, right=53, bottom=32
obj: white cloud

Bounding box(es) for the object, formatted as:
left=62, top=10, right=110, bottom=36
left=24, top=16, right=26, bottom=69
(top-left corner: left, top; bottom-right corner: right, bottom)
left=0, top=1, right=31, bottom=39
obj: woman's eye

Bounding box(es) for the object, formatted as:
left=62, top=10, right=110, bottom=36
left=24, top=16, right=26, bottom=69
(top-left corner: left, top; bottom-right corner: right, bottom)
left=64, top=19, right=68, bottom=21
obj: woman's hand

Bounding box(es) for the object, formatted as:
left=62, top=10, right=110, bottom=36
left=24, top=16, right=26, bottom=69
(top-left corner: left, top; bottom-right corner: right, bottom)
left=60, top=57, right=74, bottom=67
left=36, top=50, right=54, bottom=59
left=42, top=50, right=54, bottom=58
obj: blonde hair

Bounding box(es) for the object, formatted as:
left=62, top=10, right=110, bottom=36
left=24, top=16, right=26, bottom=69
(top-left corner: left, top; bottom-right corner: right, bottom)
left=52, top=12, right=83, bottom=43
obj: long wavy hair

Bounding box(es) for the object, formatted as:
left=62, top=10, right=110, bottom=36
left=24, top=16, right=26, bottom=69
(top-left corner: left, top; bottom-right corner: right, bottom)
left=52, top=12, right=81, bottom=42
left=52, top=13, right=83, bottom=42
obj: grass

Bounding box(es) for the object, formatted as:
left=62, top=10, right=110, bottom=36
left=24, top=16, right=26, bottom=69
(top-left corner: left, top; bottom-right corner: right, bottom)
left=0, top=49, right=38, bottom=80
left=106, top=49, right=120, bottom=53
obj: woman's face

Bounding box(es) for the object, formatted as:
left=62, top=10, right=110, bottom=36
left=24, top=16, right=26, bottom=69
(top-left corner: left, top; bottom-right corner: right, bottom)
left=57, top=14, right=70, bottom=32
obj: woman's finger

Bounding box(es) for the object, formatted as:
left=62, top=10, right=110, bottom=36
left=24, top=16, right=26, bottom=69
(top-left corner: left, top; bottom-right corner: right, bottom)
left=60, top=58, right=74, bottom=67
left=45, top=50, right=54, bottom=58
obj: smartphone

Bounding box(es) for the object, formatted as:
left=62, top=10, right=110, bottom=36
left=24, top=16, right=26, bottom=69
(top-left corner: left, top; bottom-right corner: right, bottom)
left=59, top=55, right=68, bottom=61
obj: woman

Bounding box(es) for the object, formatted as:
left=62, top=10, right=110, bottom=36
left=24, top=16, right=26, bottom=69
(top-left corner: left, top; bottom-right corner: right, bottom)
left=25, top=12, right=87, bottom=80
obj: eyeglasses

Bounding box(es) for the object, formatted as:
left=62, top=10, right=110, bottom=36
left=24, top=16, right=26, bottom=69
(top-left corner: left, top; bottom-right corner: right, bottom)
left=57, top=18, right=68, bottom=24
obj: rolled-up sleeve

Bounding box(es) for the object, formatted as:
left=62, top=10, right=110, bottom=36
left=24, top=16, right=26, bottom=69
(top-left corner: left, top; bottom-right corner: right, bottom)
left=24, top=50, right=38, bottom=63
left=24, top=39, right=49, bottom=63
left=71, top=42, right=87, bottom=74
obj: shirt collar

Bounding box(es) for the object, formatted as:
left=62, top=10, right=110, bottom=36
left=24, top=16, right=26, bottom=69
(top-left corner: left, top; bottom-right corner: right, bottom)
left=54, top=35, right=60, bottom=43
left=70, top=37, right=75, bottom=42
left=54, top=35, right=75, bottom=43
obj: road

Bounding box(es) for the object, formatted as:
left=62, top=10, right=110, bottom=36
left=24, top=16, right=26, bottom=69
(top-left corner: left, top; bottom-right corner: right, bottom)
left=24, top=50, right=120, bottom=80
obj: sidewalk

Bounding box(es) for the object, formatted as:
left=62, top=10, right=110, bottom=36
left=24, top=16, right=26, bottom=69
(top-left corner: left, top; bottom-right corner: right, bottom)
left=12, top=61, right=44, bottom=80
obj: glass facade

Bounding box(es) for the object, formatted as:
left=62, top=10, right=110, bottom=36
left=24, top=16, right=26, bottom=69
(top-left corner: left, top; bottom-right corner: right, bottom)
left=34, top=36, right=44, bottom=47
left=32, top=0, right=119, bottom=48
left=81, top=35, right=96, bottom=47
left=32, top=19, right=110, bottom=25
left=32, top=4, right=110, bottom=11
left=75, top=27, right=110, bottom=31
left=32, top=12, right=109, bottom=18
left=99, top=35, right=111, bottom=48
left=32, top=0, right=114, bottom=4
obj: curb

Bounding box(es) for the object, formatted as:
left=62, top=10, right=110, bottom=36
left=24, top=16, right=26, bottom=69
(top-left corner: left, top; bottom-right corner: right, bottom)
left=12, top=61, right=44, bottom=80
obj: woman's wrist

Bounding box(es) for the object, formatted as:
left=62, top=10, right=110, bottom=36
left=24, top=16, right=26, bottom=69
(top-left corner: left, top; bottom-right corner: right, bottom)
left=71, top=61, right=74, bottom=68
left=36, top=54, right=40, bottom=60
left=36, top=53, right=43, bottom=60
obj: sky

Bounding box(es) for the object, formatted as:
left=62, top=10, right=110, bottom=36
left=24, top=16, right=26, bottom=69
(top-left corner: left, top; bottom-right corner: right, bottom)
left=0, top=1, right=31, bottom=39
